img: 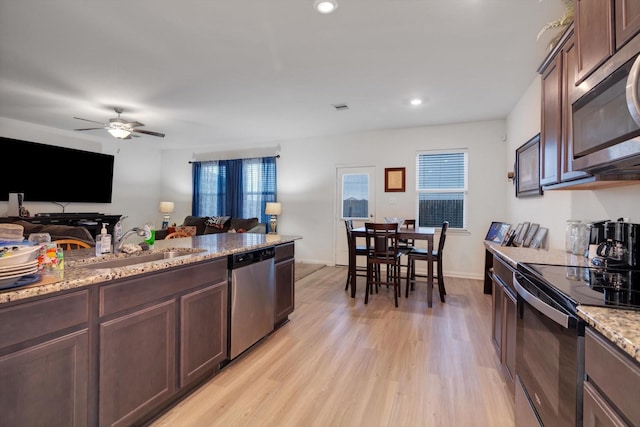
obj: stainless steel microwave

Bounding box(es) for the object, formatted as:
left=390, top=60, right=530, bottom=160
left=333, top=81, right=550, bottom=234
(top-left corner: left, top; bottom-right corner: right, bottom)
left=571, top=33, right=640, bottom=175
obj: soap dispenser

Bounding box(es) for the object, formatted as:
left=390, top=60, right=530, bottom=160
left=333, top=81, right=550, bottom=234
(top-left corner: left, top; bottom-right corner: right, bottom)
left=96, top=223, right=112, bottom=256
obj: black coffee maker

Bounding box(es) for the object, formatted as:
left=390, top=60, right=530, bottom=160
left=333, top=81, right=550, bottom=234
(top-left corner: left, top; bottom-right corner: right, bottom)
left=594, top=220, right=640, bottom=268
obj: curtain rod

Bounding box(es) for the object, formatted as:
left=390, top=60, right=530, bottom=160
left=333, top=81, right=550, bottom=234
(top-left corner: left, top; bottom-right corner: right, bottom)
left=188, top=154, right=280, bottom=164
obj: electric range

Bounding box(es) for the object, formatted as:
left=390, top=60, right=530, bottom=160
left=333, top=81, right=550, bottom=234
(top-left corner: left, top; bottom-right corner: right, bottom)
left=517, top=262, right=640, bottom=313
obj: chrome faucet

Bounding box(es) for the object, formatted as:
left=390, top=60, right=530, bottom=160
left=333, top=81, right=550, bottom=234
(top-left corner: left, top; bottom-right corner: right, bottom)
left=113, top=216, right=151, bottom=254
left=114, top=227, right=147, bottom=254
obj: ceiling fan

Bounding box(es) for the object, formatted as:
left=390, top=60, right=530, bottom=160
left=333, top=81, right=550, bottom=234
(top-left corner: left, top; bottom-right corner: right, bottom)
left=73, top=107, right=165, bottom=139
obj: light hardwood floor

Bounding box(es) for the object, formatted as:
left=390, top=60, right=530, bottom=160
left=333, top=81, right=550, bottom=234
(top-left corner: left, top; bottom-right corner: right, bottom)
left=150, top=266, right=515, bottom=427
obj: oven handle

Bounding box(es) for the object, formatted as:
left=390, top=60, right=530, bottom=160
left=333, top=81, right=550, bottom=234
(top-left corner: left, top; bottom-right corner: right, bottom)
left=514, top=273, right=570, bottom=329
left=625, top=53, right=640, bottom=126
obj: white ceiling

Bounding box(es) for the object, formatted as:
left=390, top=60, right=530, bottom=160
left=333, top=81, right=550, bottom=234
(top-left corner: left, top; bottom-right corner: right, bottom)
left=0, top=0, right=566, bottom=150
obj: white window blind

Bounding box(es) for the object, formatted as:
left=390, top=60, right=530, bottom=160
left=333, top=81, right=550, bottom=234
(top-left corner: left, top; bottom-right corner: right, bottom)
left=416, top=150, right=468, bottom=229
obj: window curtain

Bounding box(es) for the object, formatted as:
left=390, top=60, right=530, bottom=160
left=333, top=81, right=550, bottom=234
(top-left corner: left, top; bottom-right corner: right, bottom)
left=192, top=156, right=277, bottom=224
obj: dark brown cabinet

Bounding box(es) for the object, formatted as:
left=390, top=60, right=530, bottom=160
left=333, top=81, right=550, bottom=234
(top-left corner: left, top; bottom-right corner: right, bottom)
left=274, top=242, right=295, bottom=327
left=0, top=291, right=90, bottom=427
left=180, top=281, right=228, bottom=387
left=97, top=258, right=228, bottom=426
left=575, top=0, right=614, bottom=84
left=575, top=0, right=640, bottom=84
left=584, top=327, right=640, bottom=426
left=539, top=26, right=590, bottom=187
left=99, top=300, right=176, bottom=427
left=615, top=0, right=640, bottom=50
left=490, top=255, right=517, bottom=392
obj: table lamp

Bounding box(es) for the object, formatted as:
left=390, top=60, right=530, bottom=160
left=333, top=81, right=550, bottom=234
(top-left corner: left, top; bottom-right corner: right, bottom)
left=265, top=202, right=282, bottom=234
left=159, top=201, right=175, bottom=229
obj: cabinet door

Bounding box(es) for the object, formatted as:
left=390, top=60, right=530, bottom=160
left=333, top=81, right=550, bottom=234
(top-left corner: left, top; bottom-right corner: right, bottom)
left=99, top=300, right=176, bottom=427
left=0, top=330, right=89, bottom=427
left=583, top=381, right=628, bottom=427
left=541, top=53, right=562, bottom=186
left=180, top=281, right=228, bottom=387
left=504, top=289, right=517, bottom=388
left=561, top=34, right=590, bottom=182
left=491, top=279, right=504, bottom=354
left=275, top=258, right=295, bottom=326
left=576, top=0, right=614, bottom=83
left=615, top=0, right=640, bottom=50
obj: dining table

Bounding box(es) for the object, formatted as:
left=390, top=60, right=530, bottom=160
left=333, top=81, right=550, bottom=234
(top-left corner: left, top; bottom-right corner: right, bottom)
left=349, top=226, right=437, bottom=307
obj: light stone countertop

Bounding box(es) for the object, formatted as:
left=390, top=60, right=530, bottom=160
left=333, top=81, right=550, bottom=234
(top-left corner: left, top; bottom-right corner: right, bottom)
left=0, top=233, right=301, bottom=305
left=485, top=241, right=640, bottom=364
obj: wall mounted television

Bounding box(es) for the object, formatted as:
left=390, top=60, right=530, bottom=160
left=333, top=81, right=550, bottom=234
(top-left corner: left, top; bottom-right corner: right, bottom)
left=0, top=136, right=114, bottom=203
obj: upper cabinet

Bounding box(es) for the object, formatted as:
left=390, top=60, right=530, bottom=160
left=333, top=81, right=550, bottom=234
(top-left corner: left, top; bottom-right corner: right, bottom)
left=575, top=0, right=614, bottom=85
left=538, top=1, right=640, bottom=190
left=576, top=0, right=640, bottom=84
left=615, top=0, right=640, bottom=50
left=539, top=25, right=589, bottom=187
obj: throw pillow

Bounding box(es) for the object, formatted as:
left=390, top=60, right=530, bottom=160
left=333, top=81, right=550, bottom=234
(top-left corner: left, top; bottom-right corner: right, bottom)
left=183, top=216, right=208, bottom=235
left=206, top=216, right=231, bottom=229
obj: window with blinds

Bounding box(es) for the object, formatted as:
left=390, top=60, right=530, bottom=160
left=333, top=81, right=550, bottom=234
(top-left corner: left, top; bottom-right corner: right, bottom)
left=416, top=150, right=468, bottom=229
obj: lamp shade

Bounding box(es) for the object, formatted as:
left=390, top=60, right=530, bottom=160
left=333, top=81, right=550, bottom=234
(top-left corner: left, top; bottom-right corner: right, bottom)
left=159, top=201, right=175, bottom=214
left=265, top=202, right=281, bottom=216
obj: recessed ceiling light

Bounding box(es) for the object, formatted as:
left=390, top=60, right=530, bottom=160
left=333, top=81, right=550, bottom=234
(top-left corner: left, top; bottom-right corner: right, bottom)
left=313, top=0, right=338, bottom=14
left=410, top=98, right=423, bottom=106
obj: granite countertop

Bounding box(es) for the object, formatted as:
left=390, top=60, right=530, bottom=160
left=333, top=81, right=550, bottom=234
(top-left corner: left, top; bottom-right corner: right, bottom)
left=0, top=233, right=301, bottom=305
left=485, top=241, right=640, bottom=364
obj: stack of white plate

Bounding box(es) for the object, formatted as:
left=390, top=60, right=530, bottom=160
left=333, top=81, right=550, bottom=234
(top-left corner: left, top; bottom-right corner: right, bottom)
left=0, top=246, right=41, bottom=289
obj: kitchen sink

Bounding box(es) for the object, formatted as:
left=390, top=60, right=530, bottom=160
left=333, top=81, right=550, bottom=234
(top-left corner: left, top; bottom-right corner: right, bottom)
left=78, top=249, right=205, bottom=269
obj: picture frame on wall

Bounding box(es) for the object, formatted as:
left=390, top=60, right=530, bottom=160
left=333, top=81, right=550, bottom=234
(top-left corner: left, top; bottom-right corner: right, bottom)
left=384, top=167, right=406, bottom=192
left=515, top=133, right=543, bottom=197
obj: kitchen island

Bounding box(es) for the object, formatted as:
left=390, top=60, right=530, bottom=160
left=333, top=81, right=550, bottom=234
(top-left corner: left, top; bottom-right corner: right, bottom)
left=0, top=232, right=300, bottom=427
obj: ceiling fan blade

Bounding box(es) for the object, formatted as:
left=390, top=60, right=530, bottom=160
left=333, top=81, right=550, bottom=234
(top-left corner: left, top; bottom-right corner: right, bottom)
left=133, top=129, right=165, bottom=138
left=73, top=117, right=105, bottom=125
left=125, top=121, right=144, bottom=128
left=74, top=127, right=104, bottom=131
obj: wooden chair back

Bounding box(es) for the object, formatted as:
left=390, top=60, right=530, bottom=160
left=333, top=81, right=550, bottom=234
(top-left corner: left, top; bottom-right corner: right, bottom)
left=53, top=239, right=92, bottom=250
left=165, top=231, right=191, bottom=239
left=364, top=222, right=400, bottom=263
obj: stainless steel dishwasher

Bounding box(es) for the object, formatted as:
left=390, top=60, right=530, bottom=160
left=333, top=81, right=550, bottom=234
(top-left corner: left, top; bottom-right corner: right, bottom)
left=228, top=247, right=275, bottom=359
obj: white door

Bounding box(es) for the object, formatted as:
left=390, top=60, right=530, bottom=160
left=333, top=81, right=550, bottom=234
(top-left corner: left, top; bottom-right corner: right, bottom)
left=335, top=166, right=376, bottom=266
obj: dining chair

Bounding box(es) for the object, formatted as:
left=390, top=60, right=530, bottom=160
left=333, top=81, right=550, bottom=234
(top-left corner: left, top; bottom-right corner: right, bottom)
left=52, top=239, right=92, bottom=250
left=405, top=221, right=449, bottom=302
left=344, top=219, right=368, bottom=291
left=364, top=222, right=403, bottom=307
left=165, top=231, right=191, bottom=239
left=397, top=219, right=416, bottom=279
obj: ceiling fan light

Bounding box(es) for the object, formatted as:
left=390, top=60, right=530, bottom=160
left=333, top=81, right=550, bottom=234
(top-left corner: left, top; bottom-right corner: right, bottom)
left=313, top=0, right=338, bottom=14
left=107, top=128, right=132, bottom=139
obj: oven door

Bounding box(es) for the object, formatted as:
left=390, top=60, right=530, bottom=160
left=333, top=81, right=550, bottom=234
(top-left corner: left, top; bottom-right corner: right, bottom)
left=514, top=273, right=584, bottom=427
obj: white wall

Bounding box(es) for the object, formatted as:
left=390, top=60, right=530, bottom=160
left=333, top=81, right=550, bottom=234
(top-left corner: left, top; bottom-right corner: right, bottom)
left=505, top=77, right=640, bottom=251
left=0, top=117, right=163, bottom=230
left=162, top=120, right=508, bottom=279
left=5, top=82, right=640, bottom=279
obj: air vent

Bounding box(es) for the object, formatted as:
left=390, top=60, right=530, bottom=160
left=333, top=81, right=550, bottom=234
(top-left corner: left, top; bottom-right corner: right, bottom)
left=331, top=103, right=349, bottom=111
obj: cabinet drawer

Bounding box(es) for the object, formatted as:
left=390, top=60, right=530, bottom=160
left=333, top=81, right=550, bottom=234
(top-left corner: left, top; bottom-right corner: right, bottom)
left=275, top=243, right=294, bottom=263
left=100, top=258, right=227, bottom=317
left=585, top=328, right=640, bottom=426
left=0, top=290, right=89, bottom=349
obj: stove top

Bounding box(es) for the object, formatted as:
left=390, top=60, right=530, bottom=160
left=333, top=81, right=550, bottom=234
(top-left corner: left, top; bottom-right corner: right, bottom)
left=517, top=263, right=640, bottom=311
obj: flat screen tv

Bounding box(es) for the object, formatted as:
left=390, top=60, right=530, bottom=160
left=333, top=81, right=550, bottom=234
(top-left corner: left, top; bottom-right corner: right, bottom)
left=0, top=136, right=115, bottom=203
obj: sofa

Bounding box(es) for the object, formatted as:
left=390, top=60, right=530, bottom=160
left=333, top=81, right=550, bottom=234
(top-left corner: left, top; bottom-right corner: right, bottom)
left=155, top=216, right=266, bottom=240
left=10, top=219, right=96, bottom=246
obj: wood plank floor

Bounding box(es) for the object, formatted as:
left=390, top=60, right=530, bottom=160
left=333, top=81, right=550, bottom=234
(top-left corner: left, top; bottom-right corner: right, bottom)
left=150, top=266, right=515, bottom=427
